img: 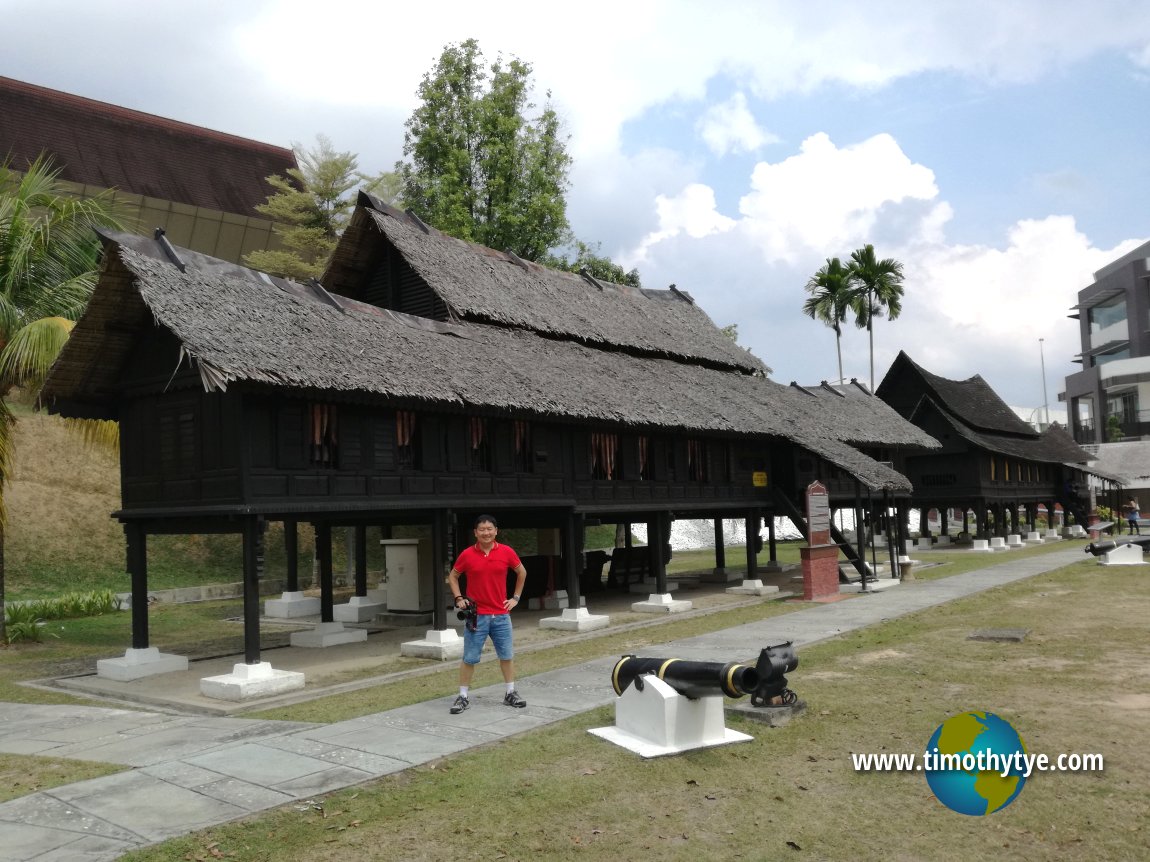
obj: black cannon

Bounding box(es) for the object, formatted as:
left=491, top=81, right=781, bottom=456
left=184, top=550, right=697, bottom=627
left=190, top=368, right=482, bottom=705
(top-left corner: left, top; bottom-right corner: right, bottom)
left=610, top=655, right=759, bottom=699
left=751, top=642, right=799, bottom=707
left=1084, top=536, right=1150, bottom=556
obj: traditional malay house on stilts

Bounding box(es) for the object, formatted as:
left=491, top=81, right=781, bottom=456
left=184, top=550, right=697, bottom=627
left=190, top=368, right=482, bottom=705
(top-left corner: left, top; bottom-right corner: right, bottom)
left=41, top=193, right=935, bottom=702
left=875, top=351, right=1113, bottom=549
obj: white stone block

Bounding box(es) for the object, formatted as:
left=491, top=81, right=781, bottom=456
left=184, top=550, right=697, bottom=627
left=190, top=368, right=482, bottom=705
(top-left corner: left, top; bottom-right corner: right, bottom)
left=1006, top=534, right=1024, bottom=548
left=588, top=674, right=752, bottom=757
left=289, top=621, right=368, bottom=648
left=917, top=536, right=933, bottom=550
left=400, top=628, right=465, bottom=660
left=539, top=607, right=611, bottom=632
left=989, top=537, right=1009, bottom=552
left=1044, top=529, right=1062, bottom=541
left=543, top=590, right=570, bottom=610
left=1025, top=531, right=1044, bottom=545
left=264, top=591, right=321, bottom=618
left=333, top=595, right=385, bottom=622
left=631, top=593, right=692, bottom=614
left=971, top=539, right=992, bottom=552
left=725, top=579, right=780, bottom=596
left=200, top=661, right=305, bottom=701
left=935, top=535, right=951, bottom=546
left=1100, top=543, right=1147, bottom=566
left=97, top=647, right=189, bottom=681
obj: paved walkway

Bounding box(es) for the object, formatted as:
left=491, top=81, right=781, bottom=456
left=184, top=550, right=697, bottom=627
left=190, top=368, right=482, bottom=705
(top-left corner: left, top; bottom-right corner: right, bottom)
left=0, top=547, right=1085, bottom=861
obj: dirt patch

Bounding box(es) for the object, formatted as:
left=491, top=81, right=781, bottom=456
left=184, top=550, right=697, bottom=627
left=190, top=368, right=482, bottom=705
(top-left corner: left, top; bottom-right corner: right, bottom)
left=1109, top=693, right=1150, bottom=710
left=852, top=648, right=910, bottom=664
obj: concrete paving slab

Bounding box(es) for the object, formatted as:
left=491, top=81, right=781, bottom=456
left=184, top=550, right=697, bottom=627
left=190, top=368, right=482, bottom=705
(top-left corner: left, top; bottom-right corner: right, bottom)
left=0, top=545, right=1088, bottom=862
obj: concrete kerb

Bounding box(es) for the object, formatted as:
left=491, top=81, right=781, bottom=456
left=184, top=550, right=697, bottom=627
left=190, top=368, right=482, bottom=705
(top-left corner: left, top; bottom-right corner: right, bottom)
left=0, top=546, right=1089, bottom=862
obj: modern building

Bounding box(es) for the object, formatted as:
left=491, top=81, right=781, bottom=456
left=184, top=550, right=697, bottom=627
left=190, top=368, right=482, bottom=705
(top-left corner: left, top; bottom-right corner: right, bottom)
left=0, top=75, right=295, bottom=264
left=1061, top=239, right=1150, bottom=444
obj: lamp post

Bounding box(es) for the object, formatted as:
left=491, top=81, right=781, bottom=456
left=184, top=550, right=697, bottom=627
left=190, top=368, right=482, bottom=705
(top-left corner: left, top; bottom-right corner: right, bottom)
left=1039, top=338, right=1050, bottom=428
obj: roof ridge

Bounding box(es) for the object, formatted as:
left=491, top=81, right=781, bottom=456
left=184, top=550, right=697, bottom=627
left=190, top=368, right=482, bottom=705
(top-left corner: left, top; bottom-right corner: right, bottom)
left=0, top=75, right=293, bottom=158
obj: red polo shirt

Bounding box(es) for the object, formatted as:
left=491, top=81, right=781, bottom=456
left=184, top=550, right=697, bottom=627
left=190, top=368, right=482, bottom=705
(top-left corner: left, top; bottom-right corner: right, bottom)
left=452, top=542, right=522, bottom=615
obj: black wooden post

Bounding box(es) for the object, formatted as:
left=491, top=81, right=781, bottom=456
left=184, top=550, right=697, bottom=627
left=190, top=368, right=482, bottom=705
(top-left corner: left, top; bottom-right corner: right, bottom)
left=713, top=518, right=726, bottom=573
left=884, top=491, right=899, bottom=578
left=624, top=522, right=633, bottom=549
left=283, top=519, right=299, bottom=591
left=648, top=514, right=666, bottom=593
left=431, top=510, right=447, bottom=631
left=241, top=516, right=264, bottom=665
left=744, top=508, right=759, bottom=581
left=316, top=522, right=334, bottom=622
left=126, top=522, right=149, bottom=650
left=767, top=513, right=778, bottom=565
left=354, top=524, right=368, bottom=597
left=962, top=507, right=970, bottom=536
left=563, top=510, right=584, bottom=605
left=855, top=481, right=866, bottom=583
left=940, top=507, right=949, bottom=539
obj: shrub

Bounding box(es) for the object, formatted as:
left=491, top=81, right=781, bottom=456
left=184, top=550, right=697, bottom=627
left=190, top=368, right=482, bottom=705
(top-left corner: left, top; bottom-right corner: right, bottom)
left=2, top=589, right=123, bottom=643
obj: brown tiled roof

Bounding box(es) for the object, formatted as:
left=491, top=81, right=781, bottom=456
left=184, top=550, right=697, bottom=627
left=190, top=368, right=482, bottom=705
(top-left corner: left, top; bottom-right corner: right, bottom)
left=0, top=76, right=295, bottom=217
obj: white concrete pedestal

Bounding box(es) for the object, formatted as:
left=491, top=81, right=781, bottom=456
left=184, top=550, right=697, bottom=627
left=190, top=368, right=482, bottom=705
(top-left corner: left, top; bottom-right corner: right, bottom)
left=916, top=536, right=933, bottom=550
left=333, top=594, right=386, bottom=623
left=543, top=590, right=570, bottom=611
left=1044, top=529, right=1062, bottom=541
left=989, top=537, right=1009, bottom=552
left=699, top=567, right=743, bottom=584
left=97, top=647, right=189, bottom=681
left=1025, top=531, right=1044, bottom=545
left=289, top=621, right=368, bottom=648
left=400, top=628, right=464, bottom=660
left=539, top=607, right=611, bottom=632
left=1100, top=543, right=1147, bottom=566
left=935, top=535, right=952, bottom=547
left=200, top=661, right=305, bottom=702
left=725, top=579, right=780, bottom=597
left=631, top=592, right=692, bottom=613
left=971, top=539, right=992, bottom=552
left=264, top=591, right=321, bottom=618
left=588, top=674, right=752, bottom=758
left=1006, top=534, right=1024, bottom=548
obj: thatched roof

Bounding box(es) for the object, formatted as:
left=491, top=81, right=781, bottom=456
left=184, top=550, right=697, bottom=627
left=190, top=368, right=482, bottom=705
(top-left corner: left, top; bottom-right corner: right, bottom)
left=43, top=231, right=919, bottom=492
left=790, top=379, right=939, bottom=450
left=1086, top=441, right=1150, bottom=485
left=323, top=194, right=764, bottom=375
left=0, top=75, right=295, bottom=218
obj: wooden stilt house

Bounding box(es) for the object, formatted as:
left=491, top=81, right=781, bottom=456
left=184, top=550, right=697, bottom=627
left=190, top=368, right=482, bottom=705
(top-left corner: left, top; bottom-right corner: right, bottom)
left=41, top=196, right=937, bottom=671
left=875, top=351, right=1108, bottom=539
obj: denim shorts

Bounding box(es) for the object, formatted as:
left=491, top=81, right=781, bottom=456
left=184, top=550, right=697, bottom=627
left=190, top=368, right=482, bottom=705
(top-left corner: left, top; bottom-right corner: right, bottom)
left=462, top=613, right=514, bottom=664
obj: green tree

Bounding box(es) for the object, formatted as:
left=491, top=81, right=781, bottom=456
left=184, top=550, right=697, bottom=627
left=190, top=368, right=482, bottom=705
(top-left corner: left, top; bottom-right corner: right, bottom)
left=0, top=154, right=123, bottom=642
left=544, top=238, right=641, bottom=287
left=802, top=257, right=854, bottom=385
left=244, top=135, right=361, bottom=281
left=397, top=39, right=572, bottom=262
left=847, top=244, right=905, bottom=392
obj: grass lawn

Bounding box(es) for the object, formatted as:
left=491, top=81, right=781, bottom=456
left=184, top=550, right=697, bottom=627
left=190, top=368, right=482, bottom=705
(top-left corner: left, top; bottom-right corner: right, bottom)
left=98, top=552, right=1149, bottom=862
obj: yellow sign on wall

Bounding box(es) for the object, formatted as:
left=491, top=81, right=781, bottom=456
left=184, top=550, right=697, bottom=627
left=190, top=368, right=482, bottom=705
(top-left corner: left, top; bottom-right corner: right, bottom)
left=752, top=471, right=768, bottom=487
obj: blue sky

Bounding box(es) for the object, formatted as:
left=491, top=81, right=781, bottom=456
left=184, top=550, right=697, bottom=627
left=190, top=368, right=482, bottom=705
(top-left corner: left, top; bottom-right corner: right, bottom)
left=5, top=0, right=1150, bottom=417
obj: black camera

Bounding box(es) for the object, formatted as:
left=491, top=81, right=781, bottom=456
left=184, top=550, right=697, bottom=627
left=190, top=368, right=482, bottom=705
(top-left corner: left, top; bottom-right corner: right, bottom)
left=455, top=596, right=477, bottom=631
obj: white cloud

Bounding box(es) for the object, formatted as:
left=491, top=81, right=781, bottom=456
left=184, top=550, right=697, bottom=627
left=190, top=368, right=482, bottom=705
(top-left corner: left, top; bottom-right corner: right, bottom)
left=737, top=132, right=941, bottom=264
left=627, top=184, right=736, bottom=265
left=696, top=93, right=778, bottom=156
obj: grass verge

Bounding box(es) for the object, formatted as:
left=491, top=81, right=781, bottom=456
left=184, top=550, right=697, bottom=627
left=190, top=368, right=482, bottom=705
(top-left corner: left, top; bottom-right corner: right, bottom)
left=114, top=553, right=1149, bottom=862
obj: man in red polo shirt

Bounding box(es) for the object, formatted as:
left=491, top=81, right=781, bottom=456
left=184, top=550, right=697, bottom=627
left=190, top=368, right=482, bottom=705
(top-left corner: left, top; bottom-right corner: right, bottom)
left=447, top=514, right=528, bottom=714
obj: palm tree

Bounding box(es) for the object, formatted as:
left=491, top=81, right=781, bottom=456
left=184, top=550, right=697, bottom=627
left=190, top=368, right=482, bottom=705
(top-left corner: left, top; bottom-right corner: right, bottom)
left=802, top=257, right=854, bottom=384
left=847, top=244, right=905, bottom=392
left=0, top=154, right=123, bottom=642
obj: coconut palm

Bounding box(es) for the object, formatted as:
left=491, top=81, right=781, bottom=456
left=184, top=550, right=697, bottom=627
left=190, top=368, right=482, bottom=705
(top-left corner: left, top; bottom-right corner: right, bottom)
left=802, top=257, right=854, bottom=384
left=847, top=244, right=905, bottom=392
left=0, top=153, right=123, bottom=641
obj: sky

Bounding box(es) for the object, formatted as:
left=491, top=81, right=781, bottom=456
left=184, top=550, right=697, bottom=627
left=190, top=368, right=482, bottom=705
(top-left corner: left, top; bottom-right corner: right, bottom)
left=6, top=1, right=1150, bottom=419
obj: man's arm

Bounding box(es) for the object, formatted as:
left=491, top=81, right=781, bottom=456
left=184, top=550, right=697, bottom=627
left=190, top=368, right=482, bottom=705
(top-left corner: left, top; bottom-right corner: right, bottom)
left=507, top=563, right=527, bottom=609
left=447, top=567, right=465, bottom=607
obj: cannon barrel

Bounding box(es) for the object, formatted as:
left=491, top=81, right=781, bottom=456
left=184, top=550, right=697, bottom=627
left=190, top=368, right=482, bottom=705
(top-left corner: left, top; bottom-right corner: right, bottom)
left=610, top=655, right=759, bottom=699
left=1085, top=536, right=1150, bottom=556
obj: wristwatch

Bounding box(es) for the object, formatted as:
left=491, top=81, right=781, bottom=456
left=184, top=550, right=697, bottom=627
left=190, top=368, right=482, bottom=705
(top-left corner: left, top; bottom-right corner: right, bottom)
left=512, top=594, right=521, bottom=602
